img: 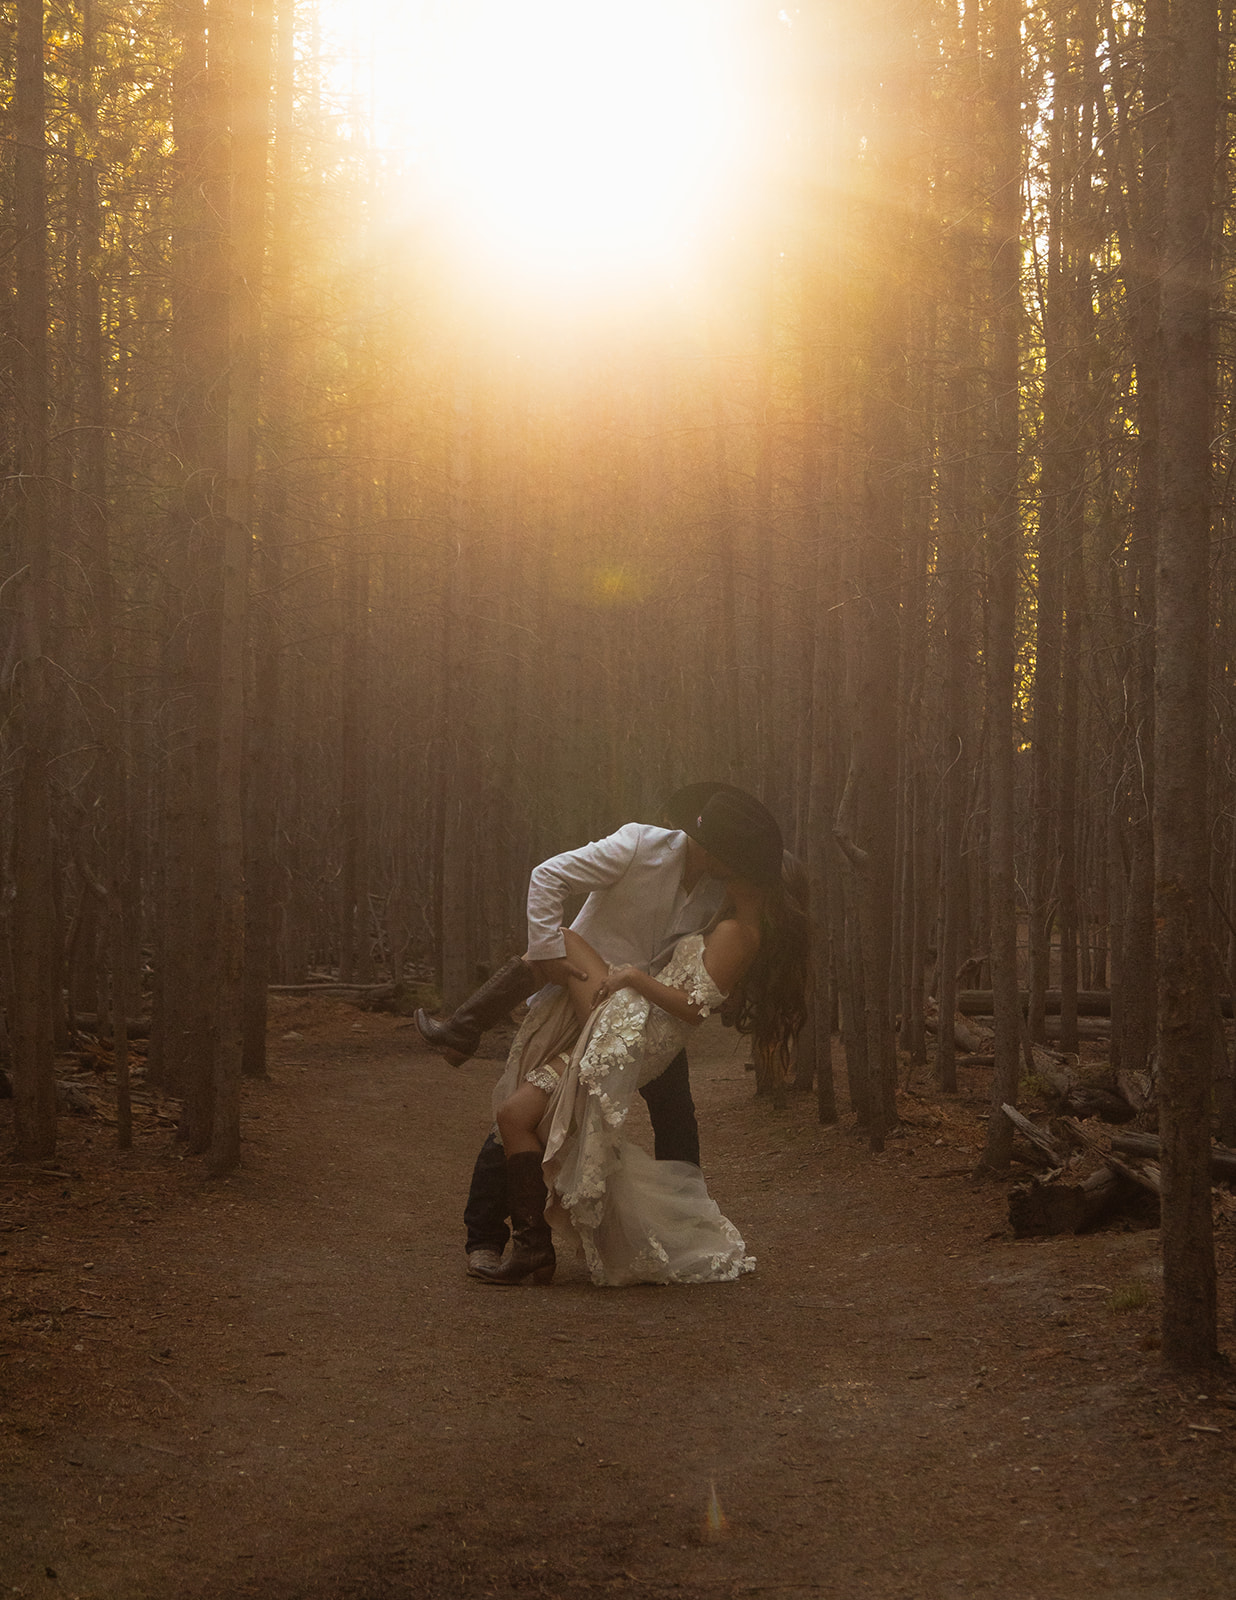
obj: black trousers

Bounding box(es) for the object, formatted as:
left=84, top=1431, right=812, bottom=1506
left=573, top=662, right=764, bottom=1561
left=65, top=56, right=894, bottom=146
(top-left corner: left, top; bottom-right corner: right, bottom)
left=463, top=1048, right=700, bottom=1254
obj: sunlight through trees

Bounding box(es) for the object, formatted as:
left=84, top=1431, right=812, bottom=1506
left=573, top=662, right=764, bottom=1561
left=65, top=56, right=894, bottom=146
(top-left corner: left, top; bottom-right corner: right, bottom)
left=2, top=0, right=1234, bottom=1365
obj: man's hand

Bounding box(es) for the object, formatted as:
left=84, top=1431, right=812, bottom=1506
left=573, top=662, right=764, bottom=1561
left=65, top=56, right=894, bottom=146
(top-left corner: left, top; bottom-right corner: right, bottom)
left=528, top=955, right=590, bottom=990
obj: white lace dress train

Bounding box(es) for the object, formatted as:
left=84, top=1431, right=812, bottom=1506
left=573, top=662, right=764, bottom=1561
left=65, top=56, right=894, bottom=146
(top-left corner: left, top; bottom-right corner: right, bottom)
left=491, top=933, right=755, bottom=1287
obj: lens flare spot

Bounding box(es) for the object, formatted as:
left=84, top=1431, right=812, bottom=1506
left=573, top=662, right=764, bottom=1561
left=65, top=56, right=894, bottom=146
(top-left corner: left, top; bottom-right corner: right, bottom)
left=703, top=1479, right=730, bottom=1542
left=591, top=567, right=647, bottom=605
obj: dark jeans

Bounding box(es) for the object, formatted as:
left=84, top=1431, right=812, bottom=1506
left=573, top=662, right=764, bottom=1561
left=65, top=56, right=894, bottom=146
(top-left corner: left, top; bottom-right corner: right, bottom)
left=463, top=1048, right=699, bottom=1254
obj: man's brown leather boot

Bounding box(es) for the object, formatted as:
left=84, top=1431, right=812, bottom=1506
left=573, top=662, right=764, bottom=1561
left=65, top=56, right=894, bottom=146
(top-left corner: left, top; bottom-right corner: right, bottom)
left=413, top=957, right=538, bottom=1066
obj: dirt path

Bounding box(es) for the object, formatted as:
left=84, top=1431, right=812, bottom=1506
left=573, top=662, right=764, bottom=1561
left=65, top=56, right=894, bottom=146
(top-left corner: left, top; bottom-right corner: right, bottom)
left=4, top=1002, right=1236, bottom=1598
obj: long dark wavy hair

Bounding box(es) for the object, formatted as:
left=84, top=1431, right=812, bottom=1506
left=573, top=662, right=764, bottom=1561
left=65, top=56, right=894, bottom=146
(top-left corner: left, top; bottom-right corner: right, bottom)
left=722, top=852, right=811, bottom=1074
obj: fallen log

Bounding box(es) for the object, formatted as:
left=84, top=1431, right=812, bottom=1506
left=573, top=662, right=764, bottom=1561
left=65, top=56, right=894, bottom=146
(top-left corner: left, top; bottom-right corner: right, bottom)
left=1107, top=1129, right=1236, bottom=1184
left=963, top=1014, right=1113, bottom=1042
left=924, top=1010, right=988, bottom=1054
left=1003, top=1105, right=1164, bottom=1235
left=5, top=1075, right=106, bottom=1113
left=71, top=1013, right=152, bottom=1040
left=1013, top=1050, right=1138, bottom=1124
left=1008, top=1165, right=1125, bottom=1237
left=1042, top=1018, right=1112, bottom=1042
left=1061, top=1084, right=1136, bottom=1122
left=1115, top=1066, right=1156, bottom=1115
left=56, top=1081, right=94, bottom=1114
left=960, top=989, right=1112, bottom=1016
left=959, top=989, right=1236, bottom=1018
left=1061, top=1117, right=1162, bottom=1196
left=268, top=982, right=398, bottom=999
left=1001, top=1103, right=1068, bottom=1166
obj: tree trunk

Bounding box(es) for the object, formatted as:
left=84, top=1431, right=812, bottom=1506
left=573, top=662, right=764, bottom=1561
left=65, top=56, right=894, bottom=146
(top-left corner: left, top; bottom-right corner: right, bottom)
left=6, top=0, right=58, bottom=1159
left=231, top=0, right=275, bottom=1082
left=1027, top=6, right=1072, bottom=1048
left=438, top=367, right=476, bottom=1007
left=979, top=0, right=1024, bottom=1174
left=78, top=0, right=134, bottom=1147
left=846, top=0, right=911, bottom=1152
left=1153, top=0, right=1220, bottom=1368
left=1107, top=0, right=1166, bottom=1083
left=163, top=0, right=232, bottom=1159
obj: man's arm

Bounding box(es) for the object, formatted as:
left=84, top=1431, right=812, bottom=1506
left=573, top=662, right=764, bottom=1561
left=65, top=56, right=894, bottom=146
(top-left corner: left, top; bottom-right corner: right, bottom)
left=524, top=823, right=646, bottom=980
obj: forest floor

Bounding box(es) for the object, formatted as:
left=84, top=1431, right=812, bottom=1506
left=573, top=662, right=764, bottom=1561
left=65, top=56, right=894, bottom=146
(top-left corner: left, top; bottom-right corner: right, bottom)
left=3, top=999, right=1236, bottom=1600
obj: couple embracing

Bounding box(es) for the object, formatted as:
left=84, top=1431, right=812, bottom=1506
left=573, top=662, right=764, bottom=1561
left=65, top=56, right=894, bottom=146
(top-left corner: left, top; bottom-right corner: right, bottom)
left=416, top=783, right=809, bottom=1288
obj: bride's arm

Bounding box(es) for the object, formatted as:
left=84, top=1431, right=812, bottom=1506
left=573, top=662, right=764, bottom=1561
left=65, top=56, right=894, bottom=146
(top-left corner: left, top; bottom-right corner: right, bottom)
left=594, top=964, right=706, bottom=1026
left=594, top=922, right=757, bottom=1025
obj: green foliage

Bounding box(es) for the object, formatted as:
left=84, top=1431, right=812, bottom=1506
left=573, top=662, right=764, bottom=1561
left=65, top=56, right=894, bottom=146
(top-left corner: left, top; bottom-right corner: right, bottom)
left=1106, top=1281, right=1151, bottom=1314
left=392, top=982, right=442, bottom=1018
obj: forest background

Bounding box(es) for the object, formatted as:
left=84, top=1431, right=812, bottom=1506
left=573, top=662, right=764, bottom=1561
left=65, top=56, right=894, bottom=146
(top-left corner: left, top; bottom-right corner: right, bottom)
left=1, top=0, right=1233, bottom=1368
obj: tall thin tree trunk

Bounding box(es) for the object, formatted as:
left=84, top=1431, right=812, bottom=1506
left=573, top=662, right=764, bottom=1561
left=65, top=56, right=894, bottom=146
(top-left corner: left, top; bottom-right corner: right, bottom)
left=846, top=0, right=911, bottom=1151
left=936, top=348, right=974, bottom=1095
left=164, top=0, right=232, bottom=1157
left=1107, top=0, right=1167, bottom=1081
left=1027, top=7, right=1072, bottom=1046
left=438, top=368, right=475, bottom=1006
left=78, top=0, right=134, bottom=1146
left=227, top=0, right=274, bottom=1083
left=7, top=0, right=58, bottom=1158
left=979, top=0, right=1024, bottom=1173
left=1154, top=0, right=1219, bottom=1369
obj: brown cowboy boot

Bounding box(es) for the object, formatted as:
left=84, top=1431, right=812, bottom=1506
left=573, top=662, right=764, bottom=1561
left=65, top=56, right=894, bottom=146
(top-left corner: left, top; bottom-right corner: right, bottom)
left=414, top=957, right=538, bottom=1066
left=472, top=1151, right=556, bottom=1285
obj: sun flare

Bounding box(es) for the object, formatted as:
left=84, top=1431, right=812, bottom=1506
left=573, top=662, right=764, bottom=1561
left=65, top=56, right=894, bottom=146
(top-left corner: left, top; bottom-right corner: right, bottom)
left=356, top=1, right=763, bottom=292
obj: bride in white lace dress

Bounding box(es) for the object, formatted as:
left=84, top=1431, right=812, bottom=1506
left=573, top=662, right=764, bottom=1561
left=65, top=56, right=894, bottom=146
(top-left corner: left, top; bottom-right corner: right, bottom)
left=475, top=796, right=808, bottom=1288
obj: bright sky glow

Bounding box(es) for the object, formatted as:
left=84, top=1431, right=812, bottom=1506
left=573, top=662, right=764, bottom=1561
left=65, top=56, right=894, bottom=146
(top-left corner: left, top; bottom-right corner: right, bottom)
left=335, top=2, right=767, bottom=296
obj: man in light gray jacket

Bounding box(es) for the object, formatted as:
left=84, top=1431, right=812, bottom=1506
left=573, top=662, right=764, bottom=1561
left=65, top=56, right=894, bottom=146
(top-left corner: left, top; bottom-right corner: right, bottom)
left=415, top=784, right=767, bottom=1277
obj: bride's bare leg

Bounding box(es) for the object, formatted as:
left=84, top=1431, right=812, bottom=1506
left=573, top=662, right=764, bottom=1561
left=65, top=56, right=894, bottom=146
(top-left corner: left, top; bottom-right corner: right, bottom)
left=497, top=935, right=603, bottom=1156
left=561, top=927, right=610, bottom=1024
left=494, top=930, right=608, bottom=1156
left=496, top=1082, right=551, bottom=1155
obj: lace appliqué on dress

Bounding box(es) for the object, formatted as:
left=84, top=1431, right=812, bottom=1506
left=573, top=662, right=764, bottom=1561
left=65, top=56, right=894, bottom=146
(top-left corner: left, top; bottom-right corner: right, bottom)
left=577, top=989, right=650, bottom=1127
left=655, top=932, right=727, bottom=1018
left=566, top=933, right=728, bottom=1210
left=573, top=935, right=723, bottom=1116
left=541, top=931, right=754, bottom=1286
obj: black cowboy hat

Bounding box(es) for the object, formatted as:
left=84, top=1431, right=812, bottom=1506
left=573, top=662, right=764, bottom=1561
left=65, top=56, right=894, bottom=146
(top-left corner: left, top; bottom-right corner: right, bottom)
left=681, top=788, right=783, bottom=889
left=661, top=780, right=755, bottom=833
